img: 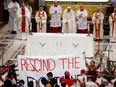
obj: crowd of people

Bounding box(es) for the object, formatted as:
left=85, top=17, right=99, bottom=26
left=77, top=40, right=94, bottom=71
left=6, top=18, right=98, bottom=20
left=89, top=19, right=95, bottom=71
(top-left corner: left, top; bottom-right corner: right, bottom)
left=3, top=0, right=116, bottom=41
left=0, top=59, right=115, bottom=87
left=1, top=0, right=116, bottom=87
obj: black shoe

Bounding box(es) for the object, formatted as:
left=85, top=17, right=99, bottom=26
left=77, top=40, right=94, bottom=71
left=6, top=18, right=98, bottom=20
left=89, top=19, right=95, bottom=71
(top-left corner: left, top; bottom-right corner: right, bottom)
left=94, top=39, right=98, bottom=41
left=11, top=31, right=17, bottom=34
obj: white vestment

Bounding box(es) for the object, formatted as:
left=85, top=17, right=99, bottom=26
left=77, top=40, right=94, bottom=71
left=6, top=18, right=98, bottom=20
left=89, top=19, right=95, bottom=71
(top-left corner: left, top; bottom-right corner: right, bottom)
left=62, top=9, right=76, bottom=33
left=86, top=81, right=98, bottom=87
left=26, top=5, right=33, bottom=14
left=92, top=12, right=104, bottom=39
left=8, top=1, right=20, bottom=32
left=76, top=9, right=88, bottom=30
left=109, top=13, right=116, bottom=37
left=2, top=72, right=8, bottom=81
left=95, top=77, right=107, bottom=87
left=110, top=78, right=116, bottom=87
left=4, top=0, right=12, bottom=10
left=49, top=5, right=62, bottom=27
left=16, top=7, right=31, bottom=40
left=35, top=11, right=47, bottom=32
left=0, top=80, right=4, bottom=87
left=76, top=75, right=87, bottom=87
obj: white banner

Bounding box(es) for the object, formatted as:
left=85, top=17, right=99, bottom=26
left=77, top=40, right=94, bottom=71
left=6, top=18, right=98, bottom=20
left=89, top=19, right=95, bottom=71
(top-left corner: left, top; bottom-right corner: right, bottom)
left=18, top=54, right=86, bottom=87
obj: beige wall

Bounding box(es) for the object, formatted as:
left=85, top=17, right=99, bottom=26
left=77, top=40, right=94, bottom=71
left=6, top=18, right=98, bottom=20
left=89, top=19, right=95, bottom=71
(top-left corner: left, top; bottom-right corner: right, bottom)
left=45, top=1, right=108, bottom=18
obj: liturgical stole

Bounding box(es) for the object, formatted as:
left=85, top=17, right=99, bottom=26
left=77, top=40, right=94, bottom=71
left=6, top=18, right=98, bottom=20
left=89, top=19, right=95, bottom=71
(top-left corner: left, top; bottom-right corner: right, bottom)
left=21, top=8, right=26, bottom=32
left=111, top=14, right=116, bottom=36
left=95, top=13, right=101, bottom=38
left=38, top=11, right=44, bottom=31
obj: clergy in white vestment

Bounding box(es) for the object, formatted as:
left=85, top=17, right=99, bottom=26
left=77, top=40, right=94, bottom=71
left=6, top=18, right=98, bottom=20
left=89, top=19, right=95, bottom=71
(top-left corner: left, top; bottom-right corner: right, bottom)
left=92, top=7, right=104, bottom=40
left=76, top=69, right=87, bottom=87
left=25, top=0, right=33, bottom=15
left=35, top=6, right=47, bottom=33
left=86, top=81, right=98, bottom=87
left=109, top=7, right=116, bottom=39
left=110, top=79, right=116, bottom=87
left=86, top=75, right=98, bottom=87
left=8, top=0, right=20, bottom=34
left=76, top=5, right=88, bottom=33
left=49, top=0, right=62, bottom=33
left=16, top=2, right=31, bottom=40
left=95, top=77, right=107, bottom=87
left=62, top=7, right=76, bottom=33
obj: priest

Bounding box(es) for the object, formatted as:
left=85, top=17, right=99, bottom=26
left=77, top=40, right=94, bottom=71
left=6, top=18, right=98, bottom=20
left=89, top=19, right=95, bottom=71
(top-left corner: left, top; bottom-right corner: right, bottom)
left=8, top=0, right=20, bottom=34
left=76, top=5, right=88, bottom=33
left=35, top=6, right=47, bottom=33
left=109, top=7, right=116, bottom=39
left=92, top=7, right=104, bottom=40
left=49, top=0, right=62, bottom=33
left=16, top=2, right=31, bottom=40
left=62, top=6, right=76, bottom=33
left=24, top=0, right=33, bottom=15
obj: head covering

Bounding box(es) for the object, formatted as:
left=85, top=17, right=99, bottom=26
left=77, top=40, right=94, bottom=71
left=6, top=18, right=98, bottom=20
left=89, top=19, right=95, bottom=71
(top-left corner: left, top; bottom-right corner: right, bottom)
left=60, top=76, right=65, bottom=81
left=81, top=69, right=86, bottom=74
left=99, top=71, right=104, bottom=75
left=54, top=0, right=57, bottom=2
left=5, top=68, right=9, bottom=71
left=65, top=71, right=70, bottom=76
left=67, top=6, right=71, bottom=9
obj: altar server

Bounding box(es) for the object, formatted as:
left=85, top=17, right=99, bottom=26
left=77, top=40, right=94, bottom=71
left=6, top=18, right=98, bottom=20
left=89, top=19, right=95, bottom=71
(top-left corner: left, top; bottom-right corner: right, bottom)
left=76, top=4, right=88, bottom=33
left=35, top=6, right=47, bottom=32
left=49, top=0, right=62, bottom=33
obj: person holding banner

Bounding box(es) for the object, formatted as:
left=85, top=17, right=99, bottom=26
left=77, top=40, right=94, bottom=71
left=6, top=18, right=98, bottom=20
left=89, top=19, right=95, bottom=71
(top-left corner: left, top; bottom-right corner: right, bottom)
left=47, top=72, right=57, bottom=87
left=109, top=7, right=116, bottom=41
left=49, top=0, right=62, bottom=33
left=39, top=77, right=51, bottom=87
left=16, top=2, right=31, bottom=40
left=62, top=6, right=76, bottom=33
left=35, top=6, right=47, bottom=33
left=92, top=7, right=104, bottom=40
